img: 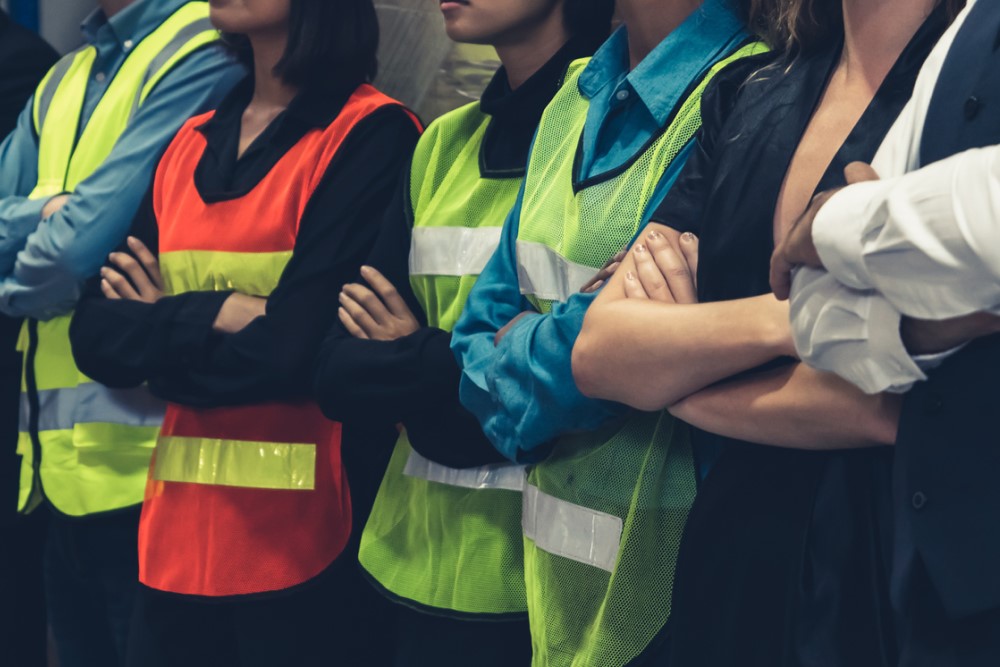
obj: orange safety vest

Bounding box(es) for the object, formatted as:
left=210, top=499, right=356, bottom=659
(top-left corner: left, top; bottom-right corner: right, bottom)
left=138, top=85, right=417, bottom=598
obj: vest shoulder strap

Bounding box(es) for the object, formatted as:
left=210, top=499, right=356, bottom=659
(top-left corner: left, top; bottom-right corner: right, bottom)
left=409, top=101, right=488, bottom=216
left=32, top=46, right=93, bottom=134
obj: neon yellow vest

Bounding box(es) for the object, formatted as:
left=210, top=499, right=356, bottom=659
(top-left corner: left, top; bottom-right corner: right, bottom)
left=516, top=44, right=767, bottom=666
left=358, top=101, right=529, bottom=616
left=17, top=2, right=220, bottom=517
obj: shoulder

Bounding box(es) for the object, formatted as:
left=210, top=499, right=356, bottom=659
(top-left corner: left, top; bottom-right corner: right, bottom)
left=417, top=101, right=485, bottom=155
left=699, top=50, right=786, bottom=134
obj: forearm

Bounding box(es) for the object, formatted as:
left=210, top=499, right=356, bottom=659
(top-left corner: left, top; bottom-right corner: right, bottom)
left=670, top=362, right=900, bottom=449
left=574, top=294, right=792, bottom=410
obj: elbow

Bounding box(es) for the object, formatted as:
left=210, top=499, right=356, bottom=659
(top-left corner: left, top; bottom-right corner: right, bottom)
left=571, top=328, right=604, bottom=400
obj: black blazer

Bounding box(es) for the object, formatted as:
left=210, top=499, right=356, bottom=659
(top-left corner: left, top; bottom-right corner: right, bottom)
left=896, top=0, right=1000, bottom=619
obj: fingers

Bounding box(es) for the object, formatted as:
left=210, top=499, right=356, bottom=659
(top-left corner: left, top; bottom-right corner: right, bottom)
left=100, top=279, right=122, bottom=300
left=633, top=243, right=673, bottom=301
left=126, top=236, right=165, bottom=291
left=100, top=266, right=139, bottom=300
left=342, top=282, right=391, bottom=324
left=679, top=232, right=699, bottom=289
left=360, top=266, right=411, bottom=319
left=580, top=261, right=620, bottom=293
left=623, top=271, right=648, bottom=299
left=844, top=162, right=880, bottom=185
left=338, top=306, right=369, bottom=339
left=770, top=250, right=793, bottom=301
left=339, top=288, right=380, bottom=336
left=644, top=229, right=697, bottom=304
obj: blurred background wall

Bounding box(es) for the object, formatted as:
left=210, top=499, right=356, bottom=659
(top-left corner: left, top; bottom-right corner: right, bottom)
left=1, top=0, right=500, bottom=121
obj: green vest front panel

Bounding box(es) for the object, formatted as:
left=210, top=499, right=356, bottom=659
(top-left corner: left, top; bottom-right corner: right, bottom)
left=516, top=43, right=767, bottom=666
left=359, top=102, right=529, bottom=616
left=17, top=2, right=220, bottom=516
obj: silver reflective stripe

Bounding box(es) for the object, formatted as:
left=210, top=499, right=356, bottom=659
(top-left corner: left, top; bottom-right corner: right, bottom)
left=522, top=482, right=623, bottom=573
left=403, top=447, right=526, bottom=491
left=36, top=52, right=80, bottom=130
left=409, top=226, right=503, bottom=277
left=129, top=17, right=216, bottom=119
left=515, top=240, right=599, bottom=302
left=19, top=383, right=165, bottom=433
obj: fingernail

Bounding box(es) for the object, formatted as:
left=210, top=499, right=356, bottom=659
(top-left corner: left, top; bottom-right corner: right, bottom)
left=100, top=267, right=108, bottom=275
left=648, top=230, right=662, bottom=240
left=634, top=244, right=646, bottom=254
left=360, top=265, right=371, bottom=274
left=681, top=232, right=696, bottom=243
left=126, top=236, right=137, bottom=245
left=626, top=271, right=636, bottom=281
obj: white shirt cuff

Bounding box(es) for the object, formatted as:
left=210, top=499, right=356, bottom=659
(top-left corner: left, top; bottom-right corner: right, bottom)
left=811, top=181, right=892, bottom=291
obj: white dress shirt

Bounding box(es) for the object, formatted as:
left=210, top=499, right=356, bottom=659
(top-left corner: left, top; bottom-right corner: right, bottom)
left=790, top=0, right=998, bottom=394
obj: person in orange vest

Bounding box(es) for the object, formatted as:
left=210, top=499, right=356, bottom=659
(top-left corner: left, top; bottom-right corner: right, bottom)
left=67, top=0, right=420, bottom=665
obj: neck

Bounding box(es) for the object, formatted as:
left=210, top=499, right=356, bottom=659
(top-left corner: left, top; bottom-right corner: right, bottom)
left=840, top=0, right=935, bottom=86
left=99, top=0, right=134, bottom=18
left=618, top=0, right=701, bottom=69
left=494, top=12, right=571, bottom=89
left=248, top=30, right=298, bottom=109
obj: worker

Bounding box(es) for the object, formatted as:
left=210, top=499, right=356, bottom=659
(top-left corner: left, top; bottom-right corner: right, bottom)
left=0, top=1, right=241, bottom=664
left=449, top=0, right=765, bottom=663
left=69, top=0, right=420, bottom=664
left=312, top=0, right=613, bottom=663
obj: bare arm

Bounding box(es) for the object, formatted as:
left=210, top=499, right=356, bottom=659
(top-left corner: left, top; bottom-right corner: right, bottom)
left=573, top=223, right=794, bottom=410
left=670, top=362, right=900, bottom=449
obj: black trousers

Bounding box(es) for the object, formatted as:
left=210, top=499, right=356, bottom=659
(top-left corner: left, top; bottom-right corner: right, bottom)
left=898, top=560, right=1000, bottom=667
left=391, top=605, right=532, bottom=667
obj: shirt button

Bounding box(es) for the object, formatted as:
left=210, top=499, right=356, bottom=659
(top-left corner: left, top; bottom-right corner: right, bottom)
left=912, top=491, right=927, bottom=510
left=95, top=72, right=106, bottom=82
left=123, top=39, right=134, bottom=51
left=615, top=89, right=630, bottom=102
left=965, top=96, right=982, bottom=120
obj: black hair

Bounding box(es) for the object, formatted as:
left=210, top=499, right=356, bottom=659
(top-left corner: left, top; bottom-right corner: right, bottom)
left=224, top=0, right=379, bottom=93
left=564, top=0, right=616, bottom=53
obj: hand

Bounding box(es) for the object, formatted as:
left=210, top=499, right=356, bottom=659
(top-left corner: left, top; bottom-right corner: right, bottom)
left=213, top=293, right=267, bottom=334
left=41, top=194, right=70, bottom=220
left=623, top=228, right=699, bottom=303
left=338, top=266, right=420, bottom=341
left=580, top=248, right=627, bottom=294
left=902, top=312, right=1000, bottom=355
left=495, top=311, right=535, bottom=346
left=770, top=162, right=880, bottom=300
left=100, top=236, right=165, bottom=304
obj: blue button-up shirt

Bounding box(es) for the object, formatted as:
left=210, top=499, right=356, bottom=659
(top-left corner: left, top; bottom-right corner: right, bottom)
left=0, top=0, right=244, bottom=319
left=451, top=0, right=749, bottom=463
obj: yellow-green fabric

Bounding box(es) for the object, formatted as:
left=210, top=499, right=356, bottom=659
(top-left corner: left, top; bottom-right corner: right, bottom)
left=516, top=44, right=767, bottom=667
left=359, top=102, right=529, bottom=616
left=18, top=2, right=220, bottom=516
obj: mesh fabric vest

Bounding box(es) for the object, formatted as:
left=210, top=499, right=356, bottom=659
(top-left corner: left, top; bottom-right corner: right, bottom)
left=516, top=44, right=766, bottom=666
left=359, top=102, right=530, bottom=616
left=139, top=87, right=418, bottom=597
left=16, top=2, right=219, bottom=517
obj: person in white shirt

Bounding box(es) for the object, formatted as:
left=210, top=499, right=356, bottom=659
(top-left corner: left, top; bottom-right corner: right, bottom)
left=771, top=0, right=1000, bottom=663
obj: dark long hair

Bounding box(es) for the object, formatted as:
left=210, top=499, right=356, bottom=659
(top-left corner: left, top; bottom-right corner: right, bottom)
left=225, top=0, right=379, bottom=93
left=744, top=0, right=966, bottom=52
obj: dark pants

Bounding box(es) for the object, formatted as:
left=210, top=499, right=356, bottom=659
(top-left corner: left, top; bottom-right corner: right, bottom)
left=898, top=560, right=1000, bottom=667
left=45, top=506, right=141, bottom=667
left=127, top=558, right=397, bottom=667
left=392, top=606, right=532, bottom=667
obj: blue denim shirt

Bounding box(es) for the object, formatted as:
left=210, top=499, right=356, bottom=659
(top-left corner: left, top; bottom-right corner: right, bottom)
left=0, top=0, right=244, bottom=319
left=451, top=1, right=749, bottom=463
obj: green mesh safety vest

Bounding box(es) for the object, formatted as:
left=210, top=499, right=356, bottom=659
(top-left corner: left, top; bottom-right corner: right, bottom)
left=17, top=2, right=220, bottom=517
left=358, top=101, right=530, bottom=616
left=516, top=43, right=767, bottom=666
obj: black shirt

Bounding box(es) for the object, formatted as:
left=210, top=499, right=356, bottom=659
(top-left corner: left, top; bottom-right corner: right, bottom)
left=313, top=39, right=594, bottom=468
left=69, top=76, right=421, bottom=408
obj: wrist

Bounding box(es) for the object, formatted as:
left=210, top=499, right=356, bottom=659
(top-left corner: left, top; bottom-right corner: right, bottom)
left=759, top=294, right=795, bottom=358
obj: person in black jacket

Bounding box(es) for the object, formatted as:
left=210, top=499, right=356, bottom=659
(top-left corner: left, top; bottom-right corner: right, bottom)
left=0, top=12, right=58, bottom=667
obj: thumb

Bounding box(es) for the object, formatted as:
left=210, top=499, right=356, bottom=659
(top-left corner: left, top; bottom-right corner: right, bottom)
left=844, top=162, right=880, bottom=185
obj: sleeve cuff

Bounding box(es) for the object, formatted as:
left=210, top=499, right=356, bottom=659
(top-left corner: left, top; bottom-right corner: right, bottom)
left=812, top=181, right=891, bottom=291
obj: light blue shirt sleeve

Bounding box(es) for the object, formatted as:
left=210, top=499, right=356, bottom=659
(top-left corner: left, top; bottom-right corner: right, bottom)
left=0, top=102, right=48, bottom=248
left=0, top=47, right=245, bottom=320
left=452, top=141, right=694, bottom=463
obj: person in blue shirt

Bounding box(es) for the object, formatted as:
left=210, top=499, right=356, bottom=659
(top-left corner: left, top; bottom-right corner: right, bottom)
left=0, top=2, right=242, bottom=666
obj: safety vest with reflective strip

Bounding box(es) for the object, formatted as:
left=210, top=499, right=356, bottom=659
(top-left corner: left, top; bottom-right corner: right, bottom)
left=359, top=101, right=530, bottom=616
left=17, top=2, right=219, bottom=517
left=138, top=85, right=419, bottom=598
left=516, top=43, right=768, bottom=667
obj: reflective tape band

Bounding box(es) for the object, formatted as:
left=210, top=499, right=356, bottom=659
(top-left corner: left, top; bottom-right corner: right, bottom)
left=403, top=447, right=526, bottom=492
left=522, top=482, right=623, bottom=573
left=130, top=17, right=217, bottom=119
left=35, top=52, right=80, bottom=131
left=515, top=240, right=600, bottom=302
left=20, top=383, right=165, bottom=433
left=153, top=436, right=317, bottom=491
left=409, top=226, right=504, bottom=277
